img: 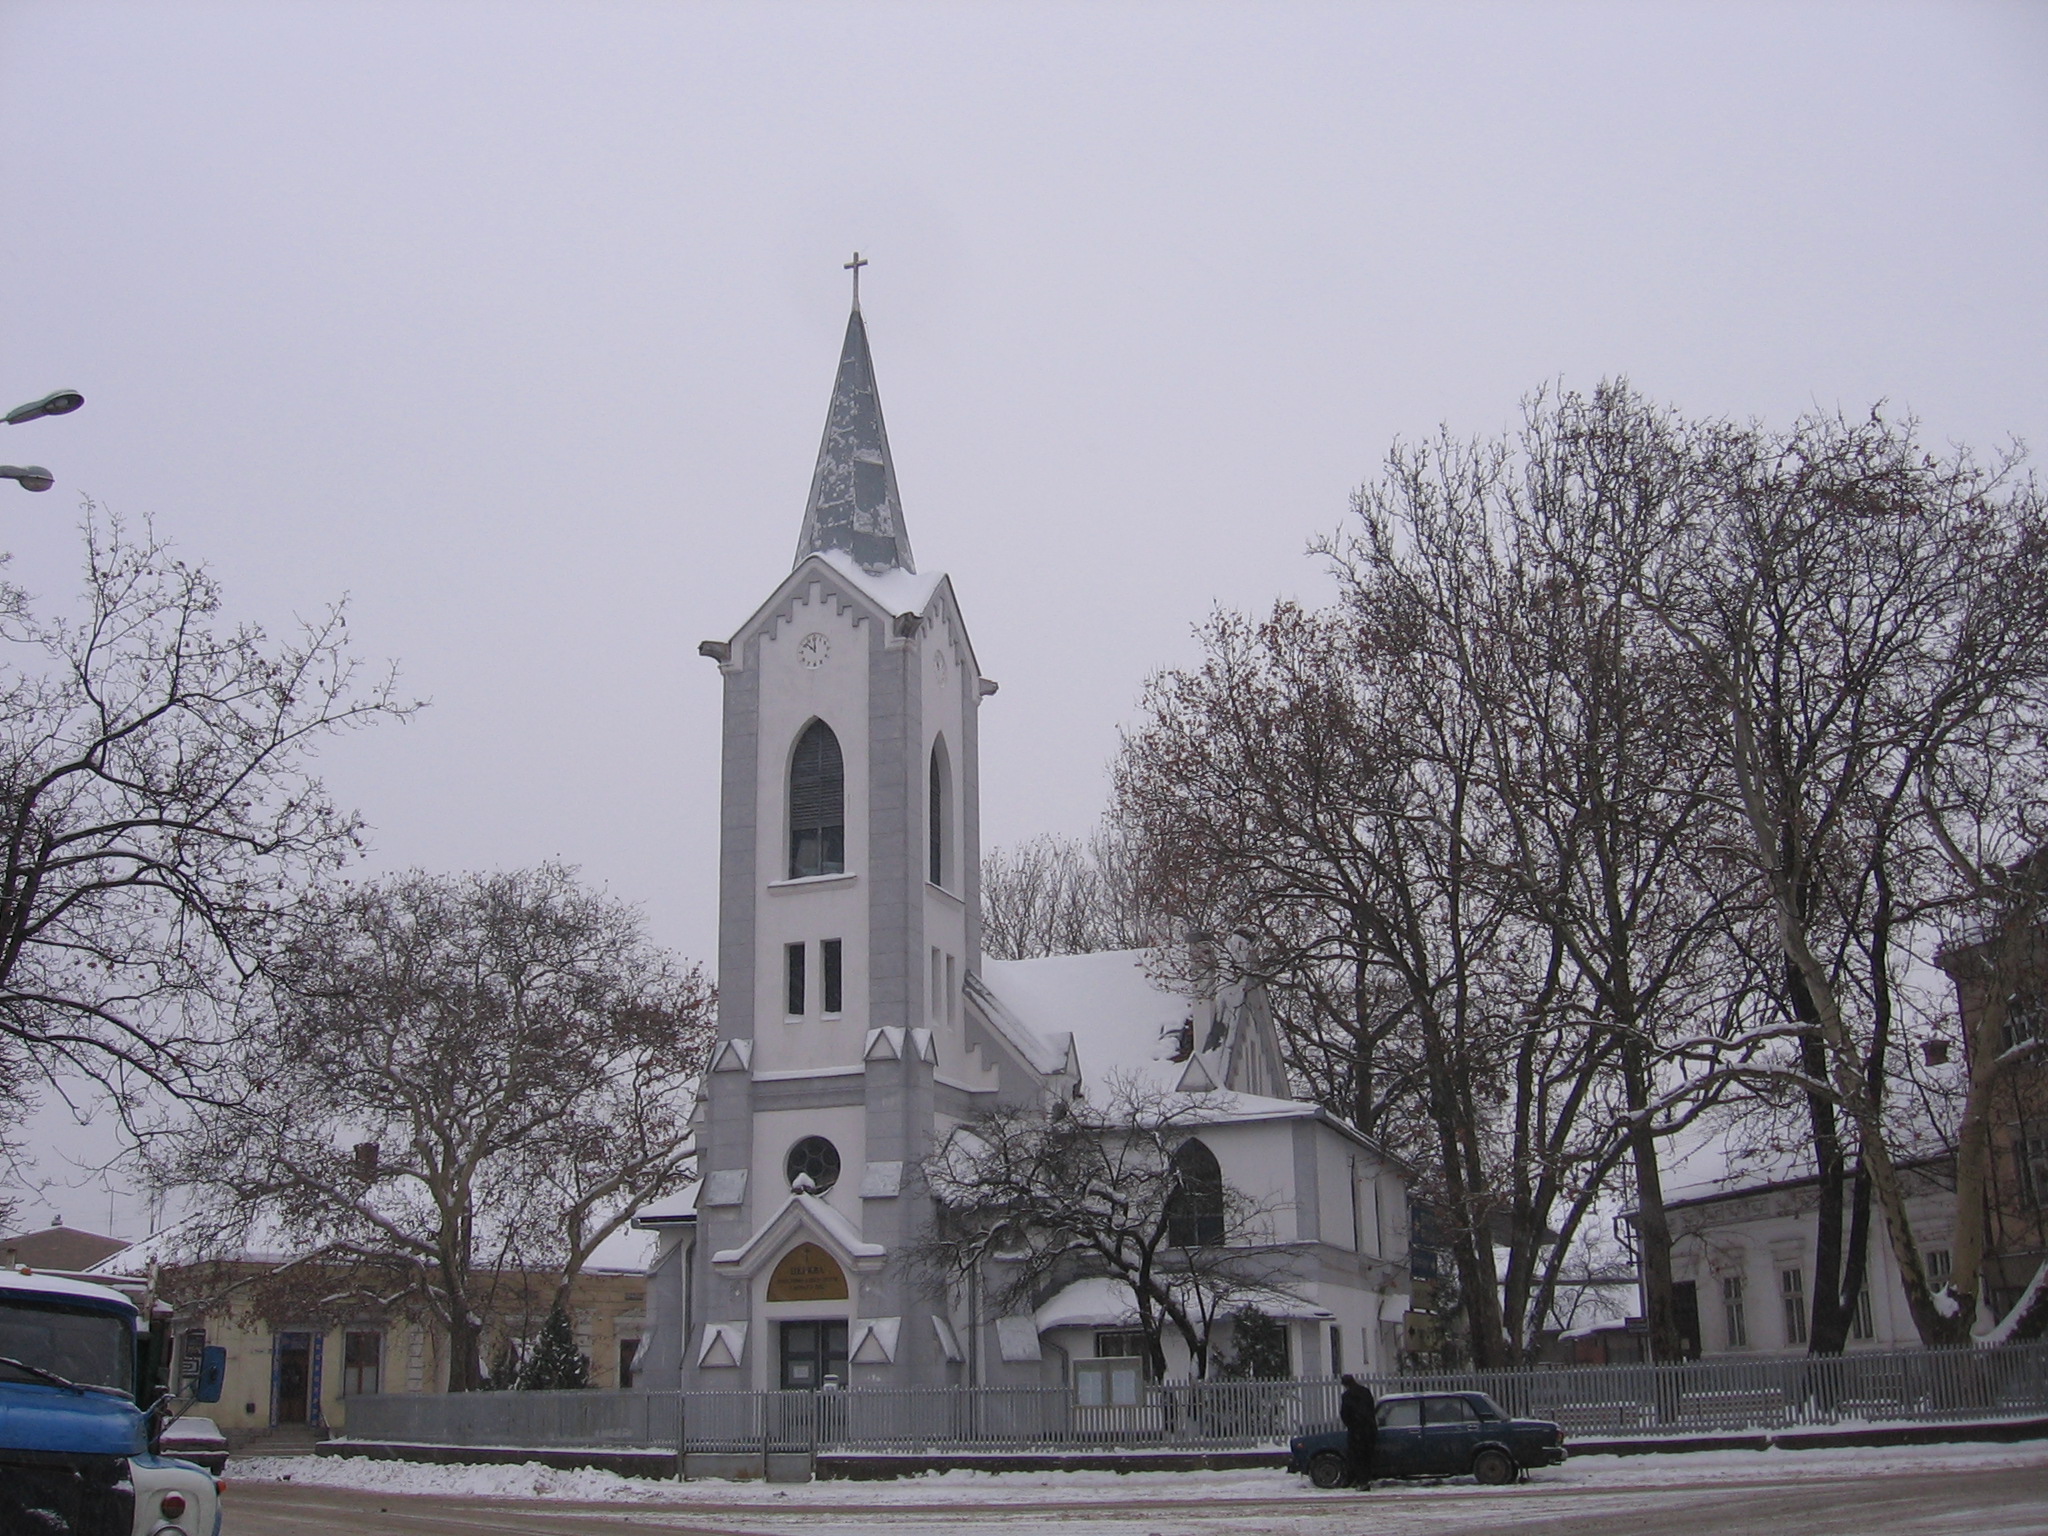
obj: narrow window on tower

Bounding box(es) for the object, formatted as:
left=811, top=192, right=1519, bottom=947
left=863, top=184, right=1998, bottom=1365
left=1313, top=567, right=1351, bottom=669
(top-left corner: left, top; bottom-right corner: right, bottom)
left=789, top=720, right=846, bottom=879
left=785, top=942, right=806, bottom=1018
left=946, top=953, right=958, bottom=1027
left=928, top=736, right=952, bottom=888
left=822, top=939, right=843, bottom=1015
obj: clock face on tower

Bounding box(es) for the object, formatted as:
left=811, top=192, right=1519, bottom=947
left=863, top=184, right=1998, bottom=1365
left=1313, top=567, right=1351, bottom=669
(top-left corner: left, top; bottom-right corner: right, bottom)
left=798, top=632, right=831, bottom=668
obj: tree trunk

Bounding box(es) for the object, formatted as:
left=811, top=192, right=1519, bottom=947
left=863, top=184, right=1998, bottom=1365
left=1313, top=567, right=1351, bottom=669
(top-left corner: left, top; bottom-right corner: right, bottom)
left=1132, top=1256, right=1173, bottom=1383
left=446, top=1305, right=482, bottom=1393
left=1424, top=1044, right=1507, bottom=1368
left=1782, top=919, right=1966, bottom=1346
left=1623, top=1037, right=1682, bottom=1361
left=1949, top=925, right=2028, bottom=1325
left=1799, top=1018, right=1853, bottom=1353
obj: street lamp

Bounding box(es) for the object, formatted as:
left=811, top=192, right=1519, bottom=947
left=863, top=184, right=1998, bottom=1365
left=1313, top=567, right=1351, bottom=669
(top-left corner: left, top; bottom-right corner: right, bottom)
left=5, top=390, right=85, bottom=427
left=3, top=389, right=85, bottom=492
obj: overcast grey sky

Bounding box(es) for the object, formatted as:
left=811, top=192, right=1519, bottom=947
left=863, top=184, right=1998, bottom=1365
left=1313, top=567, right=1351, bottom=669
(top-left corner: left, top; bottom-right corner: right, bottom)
left=3, top=1, right=2044, bottom=1231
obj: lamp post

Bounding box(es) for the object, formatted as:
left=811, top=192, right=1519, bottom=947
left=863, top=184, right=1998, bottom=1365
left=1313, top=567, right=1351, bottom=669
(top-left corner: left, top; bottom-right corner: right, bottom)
left=3, top=389, right=86, bottom=492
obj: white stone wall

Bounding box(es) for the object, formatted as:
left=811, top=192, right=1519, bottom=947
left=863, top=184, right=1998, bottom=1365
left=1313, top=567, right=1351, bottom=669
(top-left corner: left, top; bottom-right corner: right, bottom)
left=916, top=593, right=973, bottom=1080
left=1668, top=1177, right=1955, bottom=1356
left=750, top=578, right=873, bottom=1078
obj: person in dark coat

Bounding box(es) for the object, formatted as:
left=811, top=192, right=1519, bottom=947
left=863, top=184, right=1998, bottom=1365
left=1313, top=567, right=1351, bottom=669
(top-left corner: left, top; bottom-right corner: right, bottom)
left=1338, top=1374, right=1377, bottom=1487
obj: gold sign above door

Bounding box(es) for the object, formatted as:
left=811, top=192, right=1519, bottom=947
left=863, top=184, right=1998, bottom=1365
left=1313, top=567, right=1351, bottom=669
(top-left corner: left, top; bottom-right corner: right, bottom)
left=766, top=1241, right=849, bottom=1302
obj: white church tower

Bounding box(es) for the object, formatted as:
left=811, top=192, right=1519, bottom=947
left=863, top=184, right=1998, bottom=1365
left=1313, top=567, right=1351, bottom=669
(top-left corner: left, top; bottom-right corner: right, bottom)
left=668, top=271, right=1061, bottom=1394
left=636, top=270, right=1411, bottom=1405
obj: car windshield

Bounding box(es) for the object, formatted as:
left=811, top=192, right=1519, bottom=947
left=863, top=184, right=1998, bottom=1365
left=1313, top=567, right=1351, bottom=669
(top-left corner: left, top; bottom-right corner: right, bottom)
left=0, top=1296, right=135, bottom=1395
left=1469, top=1394, right=1506, bottom=1420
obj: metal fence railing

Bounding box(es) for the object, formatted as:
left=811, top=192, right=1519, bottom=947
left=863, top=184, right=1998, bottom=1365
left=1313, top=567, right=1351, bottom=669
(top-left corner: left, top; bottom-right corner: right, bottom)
left=1384, top=1342, right=2048, bottom=1438
left=334, top=1338, right=2048, bottom=1458
left=340, top=1388, right=683, bottom=1451
left=674, top=1378, right=1344, bottom=1455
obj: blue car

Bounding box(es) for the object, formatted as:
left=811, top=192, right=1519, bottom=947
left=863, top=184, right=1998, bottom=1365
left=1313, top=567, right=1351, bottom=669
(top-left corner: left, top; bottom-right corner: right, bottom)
left=1288, top=1390, right=1566, bottom=1488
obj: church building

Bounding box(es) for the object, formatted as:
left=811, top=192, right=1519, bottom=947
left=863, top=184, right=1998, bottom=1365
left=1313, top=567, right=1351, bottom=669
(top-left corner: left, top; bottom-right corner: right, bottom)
left=635, top=277, right=1412, bottom=1394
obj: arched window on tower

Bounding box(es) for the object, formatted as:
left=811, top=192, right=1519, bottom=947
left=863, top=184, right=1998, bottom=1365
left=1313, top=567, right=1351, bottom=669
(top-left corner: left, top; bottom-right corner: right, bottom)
left=790, top=720, right=846, bottom=878
left=1165, top=1138, right=1226, bottom=1248
left=928, top=735, right=953, bottom=888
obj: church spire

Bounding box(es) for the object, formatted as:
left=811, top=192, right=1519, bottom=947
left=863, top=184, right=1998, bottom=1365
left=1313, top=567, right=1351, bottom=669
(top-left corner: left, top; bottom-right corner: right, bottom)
left=794, top=258, right=915, bottom=575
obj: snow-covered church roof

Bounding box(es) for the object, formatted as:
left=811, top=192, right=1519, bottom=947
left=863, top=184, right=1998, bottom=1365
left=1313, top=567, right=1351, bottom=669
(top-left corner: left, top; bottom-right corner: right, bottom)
left=812, top=546, right=947, bottom=619
left=980, top=949, right=1191, bottom=1093
left=977, top=947, right=1309, bottom=1124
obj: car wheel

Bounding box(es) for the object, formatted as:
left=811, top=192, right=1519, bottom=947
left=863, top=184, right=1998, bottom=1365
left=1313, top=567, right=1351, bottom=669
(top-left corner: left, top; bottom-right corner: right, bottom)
left=1307, top=1450, right=1350, bottom=1489
left=1471, top=1447, right=1517, bottom=1486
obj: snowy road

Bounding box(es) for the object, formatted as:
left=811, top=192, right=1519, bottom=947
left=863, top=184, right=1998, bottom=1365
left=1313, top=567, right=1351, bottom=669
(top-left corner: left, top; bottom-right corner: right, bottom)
left=223, top=1442, right=2048, bottom=1536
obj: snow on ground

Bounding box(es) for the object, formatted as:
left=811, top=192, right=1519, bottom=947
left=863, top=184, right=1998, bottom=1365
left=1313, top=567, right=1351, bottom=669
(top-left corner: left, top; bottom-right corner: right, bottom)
left=231, top=1438, right=2048, bottom=1508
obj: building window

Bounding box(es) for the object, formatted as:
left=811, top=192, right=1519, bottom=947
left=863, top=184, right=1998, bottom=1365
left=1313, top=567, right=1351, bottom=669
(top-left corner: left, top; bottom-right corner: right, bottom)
left=2019, top=1119, right=2048, bottom=1211
left=1329, top=1324, right=1344, bottom=1376
left=946, top=953, right=957, bottom=1027
left=786, top=942, right=806, bottom=1017
left=618, top=1338, right=639, bottom=1390
left=342, top=1331, right=381, bottom=1397
left=176, top=1328, right=207, bottom=1390
left=1165, top=1138, right=1226, bottom=1248
left=928, top=737, right=952, bottom=887
left=930, top=947, right=942, bottom=1021
left=1075, top=1356, right=1145, bottom=1406
left=1925, top=1249, right=1952, bottom=1285
left=786, top=1135, right=842, bottom=1194
left=2002, top=992, right=2046, bottom=1051
left=789, top=720, right=846, bottom=878
left=1082, top=1334, right=1153, bottom=1405
left=1850, top=1285, right=1875, bottom=1342
left=1780, top=1269, right=1807, bottom=1346
left=821, top=939, right=843, bottom=1015
left=1721, top=1275, right=1747, bottom=1349
left=1094, top=1331, right=1148, bottom=1359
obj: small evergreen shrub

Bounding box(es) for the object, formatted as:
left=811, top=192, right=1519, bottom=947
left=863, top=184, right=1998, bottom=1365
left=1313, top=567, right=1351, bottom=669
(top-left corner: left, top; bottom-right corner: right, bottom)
left=517, top=1301, right=590, bottom=1390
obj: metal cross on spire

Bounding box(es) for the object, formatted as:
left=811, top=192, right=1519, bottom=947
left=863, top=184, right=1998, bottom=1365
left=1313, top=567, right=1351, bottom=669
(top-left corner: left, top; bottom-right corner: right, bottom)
left=844, top=251, right=868, bottom=310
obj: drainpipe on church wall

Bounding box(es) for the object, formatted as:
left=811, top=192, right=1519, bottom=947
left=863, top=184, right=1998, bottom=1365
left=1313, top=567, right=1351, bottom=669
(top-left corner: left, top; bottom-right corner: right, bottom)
left=682, top=1237, right=695, bottom=1388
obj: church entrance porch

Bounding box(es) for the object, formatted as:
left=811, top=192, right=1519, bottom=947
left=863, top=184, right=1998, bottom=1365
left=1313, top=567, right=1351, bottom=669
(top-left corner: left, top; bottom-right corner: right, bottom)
left=779, top=1319, right=848, bottom=1389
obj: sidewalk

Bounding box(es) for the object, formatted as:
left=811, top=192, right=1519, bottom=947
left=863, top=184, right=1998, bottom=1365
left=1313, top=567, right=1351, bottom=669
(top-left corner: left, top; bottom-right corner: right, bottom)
left=321, top=1412, right=2048, bottom=1480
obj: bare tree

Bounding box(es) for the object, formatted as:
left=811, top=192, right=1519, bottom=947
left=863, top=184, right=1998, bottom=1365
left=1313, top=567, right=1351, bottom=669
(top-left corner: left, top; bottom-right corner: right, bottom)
left=1114, top=600, right=1529, bottom=1366
left=1108, top=388, right=2047, bottom=1362
left=1330, top=386, right=1766, bottom=1361
left=980, top=825, right=1163, bottom=961
left=1637, top=407, right=2048, bottom=1348
left=0, top=507, right=411, bottom=1125
left=919, top=1078, right=1303, bottom=1380
left=156, top=865, right=713, bottom=1390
